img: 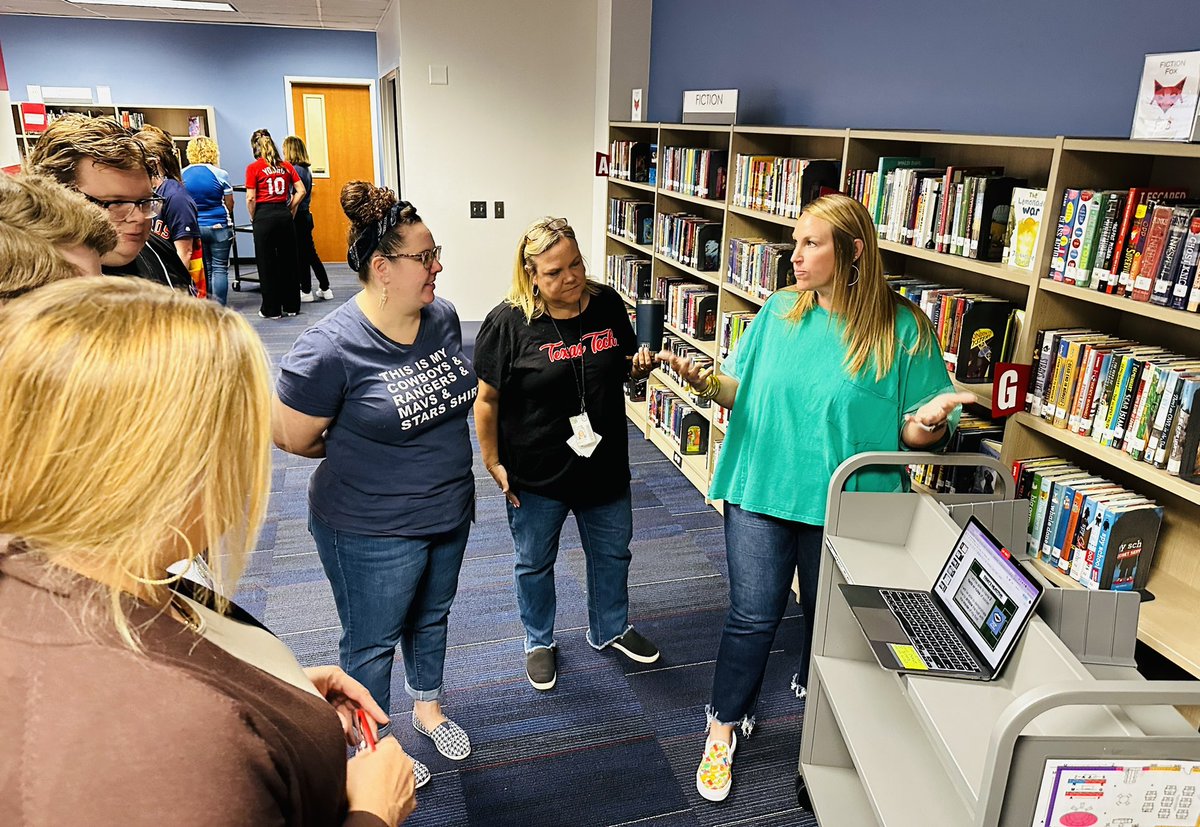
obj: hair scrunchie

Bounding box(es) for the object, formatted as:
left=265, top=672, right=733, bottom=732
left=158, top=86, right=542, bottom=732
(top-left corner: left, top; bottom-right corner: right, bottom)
left=347, top=201, right=411, bottom=271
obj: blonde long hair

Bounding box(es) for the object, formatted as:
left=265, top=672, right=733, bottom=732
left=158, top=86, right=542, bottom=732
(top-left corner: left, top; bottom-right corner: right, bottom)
left=0, top=278, right=272, bottom=647
left=252, top=133, right=282, bottom=167
left=507, top=216, right=599, bottom=323
left=783, top=193, right=934, bottom=379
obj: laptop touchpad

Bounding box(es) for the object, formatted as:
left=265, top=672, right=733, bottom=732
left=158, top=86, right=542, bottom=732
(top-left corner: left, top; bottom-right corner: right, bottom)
left=859, top=608, right=907, bottom=642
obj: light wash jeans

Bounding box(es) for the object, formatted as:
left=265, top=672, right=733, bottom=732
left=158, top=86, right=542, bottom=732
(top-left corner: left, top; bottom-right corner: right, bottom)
left=200, top=224, right=234, bottom=305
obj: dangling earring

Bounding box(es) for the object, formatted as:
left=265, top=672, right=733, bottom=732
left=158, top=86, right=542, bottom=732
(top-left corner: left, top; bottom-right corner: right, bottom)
left=378, top=285, right=388, bottom=310
left=847, top=263, right=861, bottom=287
left=532, top=283, right=540, bottom=298
left=124, top=537, right=200, bottom=587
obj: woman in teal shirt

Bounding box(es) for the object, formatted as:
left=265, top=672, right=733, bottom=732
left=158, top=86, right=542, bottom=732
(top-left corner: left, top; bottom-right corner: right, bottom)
left=659, top=194, right=973, bottom=802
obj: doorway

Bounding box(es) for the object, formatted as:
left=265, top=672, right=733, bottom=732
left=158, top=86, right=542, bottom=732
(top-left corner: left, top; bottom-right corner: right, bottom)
left=286, top=79, right=378, bottom=264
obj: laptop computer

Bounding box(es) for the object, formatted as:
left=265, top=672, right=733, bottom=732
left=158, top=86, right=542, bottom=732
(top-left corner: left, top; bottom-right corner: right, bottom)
left=839, top=515, right=1044, bottom=681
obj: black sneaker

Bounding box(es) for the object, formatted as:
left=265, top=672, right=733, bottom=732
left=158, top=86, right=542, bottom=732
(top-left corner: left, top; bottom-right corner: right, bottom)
left=610, top=627, right=660, bottom=664
left=526, top=647, right=556, bottom=690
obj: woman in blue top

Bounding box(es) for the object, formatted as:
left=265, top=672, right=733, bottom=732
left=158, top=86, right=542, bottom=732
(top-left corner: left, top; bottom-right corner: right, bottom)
left=273, top=182, right=477, bottom=791
left=183, top=136, right=236, bottom=305
left=659, top=194, right=973, bottom=802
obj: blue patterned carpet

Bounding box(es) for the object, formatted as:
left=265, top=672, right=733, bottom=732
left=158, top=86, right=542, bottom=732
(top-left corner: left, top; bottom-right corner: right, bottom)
left=230, top=266, right=816, bottom=827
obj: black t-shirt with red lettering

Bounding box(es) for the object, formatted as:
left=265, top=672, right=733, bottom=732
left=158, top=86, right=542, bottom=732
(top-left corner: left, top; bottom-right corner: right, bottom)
left=474, top=283, right=637, bottom=505
left=245, top=158, right=299, bottom=204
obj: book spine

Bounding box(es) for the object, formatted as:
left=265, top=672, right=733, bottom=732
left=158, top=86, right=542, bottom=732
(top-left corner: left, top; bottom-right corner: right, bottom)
left=1172, top=215, right=1200, bottom=310
left=1063, top=190, right=1096, bottom=286
left=1148, top=369, right=1183, bottom=466
left=1131, top=206, right=1174, bottom=302
left=1091, top=193, right=1125, bottom=288
left=1075, top=191, right=1108, bottom=287
left=1119, top=203, right=1155, bottom=297
left=1150, top=209, right=1191, bottom=306
left=1050, top=189, right=1079, bottom=278
left=1107, top=187, right=1143, bottom=288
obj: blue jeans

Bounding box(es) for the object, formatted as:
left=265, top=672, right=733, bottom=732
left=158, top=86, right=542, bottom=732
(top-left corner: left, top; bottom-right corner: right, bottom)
left=199, top=224, right=233, bottom=305
left=506, top=489, right=634, bottom=653
left=309, top=511, right=470, bottom=712
left=709, top=503, right=822, bottom=731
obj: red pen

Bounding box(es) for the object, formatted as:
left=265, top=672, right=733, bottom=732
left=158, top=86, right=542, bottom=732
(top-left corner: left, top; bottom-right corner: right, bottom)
left=355, top=709, right=377, bottom=752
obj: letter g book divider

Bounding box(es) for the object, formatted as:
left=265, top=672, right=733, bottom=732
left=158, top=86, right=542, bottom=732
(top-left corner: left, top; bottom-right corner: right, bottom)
left=797, top=451, right=1200, bottom=827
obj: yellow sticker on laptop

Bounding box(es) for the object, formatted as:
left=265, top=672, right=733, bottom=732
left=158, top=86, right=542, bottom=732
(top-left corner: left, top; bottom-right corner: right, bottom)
left=890, top=644, right=929, bottom=670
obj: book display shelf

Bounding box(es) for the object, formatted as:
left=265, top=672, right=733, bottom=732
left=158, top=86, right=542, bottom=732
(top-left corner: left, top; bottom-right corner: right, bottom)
left=9, top=102, right=218, bottom=166
left=605, top=120, right=1200, bottom=703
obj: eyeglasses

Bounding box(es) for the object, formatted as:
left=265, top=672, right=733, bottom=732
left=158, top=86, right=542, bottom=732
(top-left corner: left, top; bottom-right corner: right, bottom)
left=387, top=245, right=442, bottom=270
left=527, top=217, right=569, bottom=241
left=79, top=193, right=165, bottom=220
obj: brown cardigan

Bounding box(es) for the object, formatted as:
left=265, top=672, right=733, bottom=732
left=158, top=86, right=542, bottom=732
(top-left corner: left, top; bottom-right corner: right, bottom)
left=0, top=554, right=387, bottom=827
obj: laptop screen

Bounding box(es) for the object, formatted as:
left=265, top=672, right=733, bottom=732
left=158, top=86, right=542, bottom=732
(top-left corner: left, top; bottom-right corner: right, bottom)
left=932, top=517, right=1042, bottom=671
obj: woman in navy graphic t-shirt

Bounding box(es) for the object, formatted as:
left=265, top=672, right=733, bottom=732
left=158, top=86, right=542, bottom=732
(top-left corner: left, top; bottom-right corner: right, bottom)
left=274, top=182, right=476, bottom=791
left=473, top=216, right=660, bottom=694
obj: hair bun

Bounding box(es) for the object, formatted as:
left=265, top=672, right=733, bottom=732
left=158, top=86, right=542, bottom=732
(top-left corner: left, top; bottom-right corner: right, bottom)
left=340, top=181, right=398, bottom=227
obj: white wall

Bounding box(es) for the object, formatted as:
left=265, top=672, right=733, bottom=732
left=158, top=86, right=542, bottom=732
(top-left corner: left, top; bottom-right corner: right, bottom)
left=378, top=0, right=600, bottom=321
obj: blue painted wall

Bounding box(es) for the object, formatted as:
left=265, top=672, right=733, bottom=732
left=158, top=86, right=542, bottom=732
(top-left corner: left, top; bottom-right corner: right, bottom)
left=1, top=15, right=377, bottom=253
left=648, top=0, right=1200, bottom=137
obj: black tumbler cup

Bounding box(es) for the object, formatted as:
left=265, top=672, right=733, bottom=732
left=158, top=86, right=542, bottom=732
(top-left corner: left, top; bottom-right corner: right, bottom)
left=636, top=298, right=666, bottom=351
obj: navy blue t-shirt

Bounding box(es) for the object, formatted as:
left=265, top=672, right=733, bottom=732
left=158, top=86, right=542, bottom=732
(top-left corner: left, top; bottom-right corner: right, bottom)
left=151, top=177, right=200, bottom=242
left=277, top=296, right=478, bottom=536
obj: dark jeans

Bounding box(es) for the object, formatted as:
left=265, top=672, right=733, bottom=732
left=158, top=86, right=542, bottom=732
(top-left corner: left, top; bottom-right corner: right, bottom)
left=251, top=202, right=300, bottom=317
left=709, top=503, right=822, bottom=730
left=199, top=224, right=233, bottom=305
left=309, top=510, right=471, bottom=713
left=505, top=488, right=634, bottom=652
left=294, top=210, right=329, bottom=292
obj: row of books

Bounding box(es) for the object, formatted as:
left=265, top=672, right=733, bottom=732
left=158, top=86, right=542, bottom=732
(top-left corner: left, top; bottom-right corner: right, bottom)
left=888, top=276, right=1021, bottom=383
left=604, top=254, right=651, bottom=302
left=607, top=198, right=653, bottom=246
left=118, top=110, right=149, bottom=130
left=657, top=277, right=718, bottom=342
left=719, top=310, right=755, bottom=360
left=846, top=156, right=1030, bottom=264
left=725, top=237, right=795, bottom=299
left=655, top=335, right=713, bottom=408
left=608, top=140, right=655, bottom=184
left=659, top=146, right=727, bottom=201
left=909, top=413, right=1003, bottom=494
left=1048, top=187, right=1200, bottom=311
left=729, top=155, right=839, bottom=219
left=1028, top=329, right=1200, bottom=482
left=649, top=387, right=709, bottom=456
left=656, top=211, right=721, bottom=272
left=1014, top=456, right=1164, bottom=591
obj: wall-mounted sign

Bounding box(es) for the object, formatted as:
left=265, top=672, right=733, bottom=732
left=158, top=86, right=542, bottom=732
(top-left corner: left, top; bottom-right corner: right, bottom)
left=682, top=89, right=738, bottom=125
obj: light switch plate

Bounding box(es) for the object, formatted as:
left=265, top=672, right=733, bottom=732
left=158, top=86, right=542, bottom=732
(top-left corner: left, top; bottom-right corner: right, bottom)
left=428, top=65, right=448, bottom=85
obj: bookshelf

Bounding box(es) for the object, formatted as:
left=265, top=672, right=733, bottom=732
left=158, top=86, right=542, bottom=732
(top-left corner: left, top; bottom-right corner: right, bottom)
left=9, top=102, right=218, bottom=167
left=606, top=121, right=1200, bottom=689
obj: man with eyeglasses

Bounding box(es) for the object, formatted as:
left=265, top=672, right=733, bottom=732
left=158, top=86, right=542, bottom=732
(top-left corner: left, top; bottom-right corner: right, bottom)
left=25, top=114, right=193, bottom=293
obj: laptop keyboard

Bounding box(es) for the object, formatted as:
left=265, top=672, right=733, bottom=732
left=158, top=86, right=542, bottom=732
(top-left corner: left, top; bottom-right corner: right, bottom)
left=880, top=589, right=978, bottom=673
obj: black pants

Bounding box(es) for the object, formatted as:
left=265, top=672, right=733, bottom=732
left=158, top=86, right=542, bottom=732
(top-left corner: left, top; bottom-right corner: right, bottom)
left=294, top=211, right=329, bottom=293
left=252, top=202, right=300, bottom=317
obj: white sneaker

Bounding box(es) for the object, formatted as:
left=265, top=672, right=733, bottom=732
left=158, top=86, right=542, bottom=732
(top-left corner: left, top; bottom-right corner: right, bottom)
left=300, top=291, right=315, bottom=303
left=318, top=288, right=334, bottom=300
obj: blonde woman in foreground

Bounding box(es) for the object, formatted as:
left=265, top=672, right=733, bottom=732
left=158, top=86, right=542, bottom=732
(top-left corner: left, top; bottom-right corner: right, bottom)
left=0, top=278, right=415, bottom=827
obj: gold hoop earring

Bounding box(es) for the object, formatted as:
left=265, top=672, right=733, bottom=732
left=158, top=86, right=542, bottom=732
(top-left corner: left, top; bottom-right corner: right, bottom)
left=378, top=285, right=388, bottom=310
left=847, top=264, right=860, bottom=287
left=532, top=283, right=540, bottom=298
left=125, top=540, right=200, bottom=587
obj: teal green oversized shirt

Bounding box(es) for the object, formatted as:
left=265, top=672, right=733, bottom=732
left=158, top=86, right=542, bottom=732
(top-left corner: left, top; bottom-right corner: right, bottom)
left=709, top=291, right=957, bottom=525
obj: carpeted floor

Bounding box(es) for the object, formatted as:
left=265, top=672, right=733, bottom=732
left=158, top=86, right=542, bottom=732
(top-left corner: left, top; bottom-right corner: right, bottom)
left=229, top=265, right=816, bottom=827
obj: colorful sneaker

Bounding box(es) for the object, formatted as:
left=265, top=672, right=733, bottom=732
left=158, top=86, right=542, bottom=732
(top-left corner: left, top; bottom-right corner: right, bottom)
left=526, top=647, right=556, bottom=690
left=412, top=757, right=431, bottom=789
left=610, top=627, right=660, bottom=664
left=412, top=712, right=472, bottom=760
left=695, top=730, right=737, bottom=802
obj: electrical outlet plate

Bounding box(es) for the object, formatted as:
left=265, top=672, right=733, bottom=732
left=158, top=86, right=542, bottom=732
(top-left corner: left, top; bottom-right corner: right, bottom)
left=494, top=201, right=504, bottom=219
left=470, top=201, right=486, bottom=219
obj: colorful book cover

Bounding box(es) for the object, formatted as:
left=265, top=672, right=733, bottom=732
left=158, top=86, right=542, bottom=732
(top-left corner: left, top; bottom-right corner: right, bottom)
left=1130, top=51, right=1200, bottom=141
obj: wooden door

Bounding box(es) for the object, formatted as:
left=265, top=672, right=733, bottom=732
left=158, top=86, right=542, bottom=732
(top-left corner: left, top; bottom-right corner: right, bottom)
left=289, top=83, right=374, bottom=263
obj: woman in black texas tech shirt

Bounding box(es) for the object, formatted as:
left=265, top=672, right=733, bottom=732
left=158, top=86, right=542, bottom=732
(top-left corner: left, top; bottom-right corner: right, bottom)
left=474, top=216, right=661, bottom=693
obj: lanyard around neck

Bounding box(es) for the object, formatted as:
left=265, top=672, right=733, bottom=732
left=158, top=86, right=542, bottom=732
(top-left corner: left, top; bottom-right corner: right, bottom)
left=548, top=301, right=586, bottom=414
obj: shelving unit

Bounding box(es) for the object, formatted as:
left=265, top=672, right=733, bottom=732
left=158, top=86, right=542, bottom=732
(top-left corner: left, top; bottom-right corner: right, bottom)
left=605, top=120, right=1200, bottom=699
left=9, top=102, right=218, bottom=166
left=799, top=455, right=1200, bottom=826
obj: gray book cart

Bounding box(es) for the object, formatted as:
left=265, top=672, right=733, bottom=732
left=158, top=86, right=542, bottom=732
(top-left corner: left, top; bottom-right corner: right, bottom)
left=797, top=452, right=1200, bottom=826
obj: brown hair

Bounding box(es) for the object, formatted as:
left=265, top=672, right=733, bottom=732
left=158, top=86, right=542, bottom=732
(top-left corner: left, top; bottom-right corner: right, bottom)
left=251, top=132, right=282, bottom=167
left=282, top=135, right=310, bottom=166
left=136, top=124, right=182, bottom=181
left=783, top=193, right=934, bottom=379
left=340, top=180, right=422, bottom=281
left=25, top=114, right=154, bottom=186
left=0, top=173, right=117, bottom=300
